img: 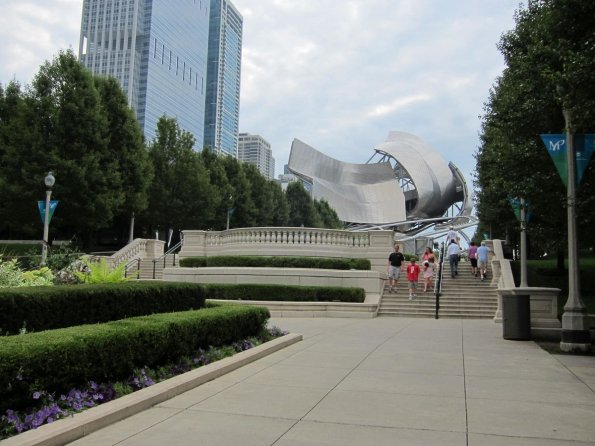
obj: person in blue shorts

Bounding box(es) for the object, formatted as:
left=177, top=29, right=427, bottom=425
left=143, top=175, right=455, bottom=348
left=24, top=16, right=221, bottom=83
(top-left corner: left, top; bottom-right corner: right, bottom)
left=477, top=242, right=490, bottom=281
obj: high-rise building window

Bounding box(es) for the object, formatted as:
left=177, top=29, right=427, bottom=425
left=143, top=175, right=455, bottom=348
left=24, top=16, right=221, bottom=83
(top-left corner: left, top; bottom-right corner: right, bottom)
left=204, top=0, right=242, bottom=158
left=79, top=0, right=210, bottom=149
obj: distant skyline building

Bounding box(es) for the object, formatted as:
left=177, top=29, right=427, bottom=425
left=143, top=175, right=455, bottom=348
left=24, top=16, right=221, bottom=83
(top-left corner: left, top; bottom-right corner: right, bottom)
left=238, top=133, right=275, bottom=179
left=78, top=0, right=210, bottom=147
left=276, top=164, right=303, bottom=191
left=204, top=0, right=243, bottom=157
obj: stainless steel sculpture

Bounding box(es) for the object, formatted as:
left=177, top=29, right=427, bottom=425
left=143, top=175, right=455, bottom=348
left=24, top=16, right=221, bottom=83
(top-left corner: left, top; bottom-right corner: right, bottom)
left=287, top=139, right=407, bottom=224
left=287, top=131, right=471, bottom=230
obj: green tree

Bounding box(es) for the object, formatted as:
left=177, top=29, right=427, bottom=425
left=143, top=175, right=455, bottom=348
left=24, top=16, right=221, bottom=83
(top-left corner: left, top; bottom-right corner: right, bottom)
left=198, top=148, right=231, bottom=229
left=221, top=156, right=258, bottom=228
left=314, top=199, right=343, bottom=229
left=270, top=182, right=290, bottom=226
left=33, top=50, right=122, bottom=246
left=94, top=76, right=152, bottom=240
left=241, top=163, right=279, bottom=226
left=286, top=182, right=321, bottom=227
left=474, top=0, right=595, bottom=259
left=0, top=81, right=40, bottom=238
left=144, top=117, right=216, bottom=233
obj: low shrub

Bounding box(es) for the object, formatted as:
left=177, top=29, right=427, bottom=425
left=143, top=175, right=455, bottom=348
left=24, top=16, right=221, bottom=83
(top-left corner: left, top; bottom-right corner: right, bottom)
left=75, top=257, right=128, bottom=284
left=204, top=283, right=365, bottom=303
left=0, top=304, right=270, bottom=413
left=0, top=324, right=286, bottom=439
left=0, top=259, right=54, bottom=289
left=0, top=282, right=206, bottom=335
left=179, top=255, right=371, bottom=270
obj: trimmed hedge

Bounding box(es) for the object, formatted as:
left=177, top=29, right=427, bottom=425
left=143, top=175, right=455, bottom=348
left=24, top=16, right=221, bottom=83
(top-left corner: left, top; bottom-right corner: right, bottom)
left=179, top=255, right=371, bottom=270
left=0, top=304, right=270, bottom=412
left=0, top=282, right=206, bottom=335
left=204, top=283, right=365, bottom=303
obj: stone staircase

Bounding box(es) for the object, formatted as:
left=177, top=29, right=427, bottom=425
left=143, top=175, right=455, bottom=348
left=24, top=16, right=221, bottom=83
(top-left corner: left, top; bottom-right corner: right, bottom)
left=378, top=262, right=498, bottom=319
left=124, top=254, right=178, bottom=280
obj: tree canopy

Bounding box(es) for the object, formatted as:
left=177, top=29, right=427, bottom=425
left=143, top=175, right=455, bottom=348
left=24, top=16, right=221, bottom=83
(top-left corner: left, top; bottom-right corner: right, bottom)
left=0, top=51, right=345, bottom=249
left=474, top=0, right=595, bottom=257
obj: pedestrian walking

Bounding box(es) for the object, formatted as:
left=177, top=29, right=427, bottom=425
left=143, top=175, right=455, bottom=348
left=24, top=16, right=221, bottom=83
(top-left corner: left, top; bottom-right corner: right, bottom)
left=406, top=257, right=420, bottom=300
left=447, top=239, right=461, bottom=278
left=422, top=258, right=435, bottom=292
left=387, top=244, right=405, bottom=292
left=477, top=241, right=490, bottom=281
left=468, top=241, right=478, bottom=277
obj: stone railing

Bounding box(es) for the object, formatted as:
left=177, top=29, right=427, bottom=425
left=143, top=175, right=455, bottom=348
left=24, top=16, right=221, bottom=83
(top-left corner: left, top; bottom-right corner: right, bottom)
left=93, top=238, right=165, bottom=268
left=180, top=228, right=394, bottom=274
left=203, top=227, right=371, bottom=248
left=490, top=239, right=561, bottom=337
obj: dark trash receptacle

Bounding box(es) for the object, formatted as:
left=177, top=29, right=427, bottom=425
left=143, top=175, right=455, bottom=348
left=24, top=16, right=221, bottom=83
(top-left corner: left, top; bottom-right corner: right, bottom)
left=502, top=294, right=531, bottom=340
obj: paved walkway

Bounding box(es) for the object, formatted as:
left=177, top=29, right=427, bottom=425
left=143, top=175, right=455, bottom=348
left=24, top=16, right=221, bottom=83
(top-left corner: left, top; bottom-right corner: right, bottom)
left=69, top=318, right=595, bottom=446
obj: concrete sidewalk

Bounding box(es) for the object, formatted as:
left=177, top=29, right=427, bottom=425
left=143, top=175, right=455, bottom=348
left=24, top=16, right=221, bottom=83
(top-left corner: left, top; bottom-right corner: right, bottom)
left=68, top=318, right=595, bottom=446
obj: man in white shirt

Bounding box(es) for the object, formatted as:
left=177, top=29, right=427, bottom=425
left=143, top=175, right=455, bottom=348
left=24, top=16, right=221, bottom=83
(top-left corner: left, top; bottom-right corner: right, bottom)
left=446, top=226, right=457, bottom=245
left=446, top=239, right=461, bottom=278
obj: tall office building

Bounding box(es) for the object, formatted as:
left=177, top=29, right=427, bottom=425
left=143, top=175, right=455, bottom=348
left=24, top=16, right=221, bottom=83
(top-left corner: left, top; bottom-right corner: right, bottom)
left=204, top=0, right=243, bottom=157
left=79, top=0, right=210, bottom=146
left=238, top=133, right=275, bottom=180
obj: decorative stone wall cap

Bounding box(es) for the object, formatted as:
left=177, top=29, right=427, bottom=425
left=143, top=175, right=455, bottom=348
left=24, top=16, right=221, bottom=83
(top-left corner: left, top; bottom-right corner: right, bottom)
left=498, top=287, right=561, bottom=295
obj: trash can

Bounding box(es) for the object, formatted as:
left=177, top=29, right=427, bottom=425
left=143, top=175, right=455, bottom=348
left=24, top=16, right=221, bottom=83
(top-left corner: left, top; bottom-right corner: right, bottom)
left=502, top=294, right=531, bottom=340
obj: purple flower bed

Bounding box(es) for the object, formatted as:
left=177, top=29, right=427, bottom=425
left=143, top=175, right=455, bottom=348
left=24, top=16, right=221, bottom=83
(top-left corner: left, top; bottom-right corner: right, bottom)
left=1, top=326, right=288, bottom=439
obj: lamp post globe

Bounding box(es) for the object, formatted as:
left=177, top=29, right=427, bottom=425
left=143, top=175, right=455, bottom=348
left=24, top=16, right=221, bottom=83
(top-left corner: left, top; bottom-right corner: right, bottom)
left=44, top=172, right=55, bottom=188
left=40, top=171, right=55, bottom=266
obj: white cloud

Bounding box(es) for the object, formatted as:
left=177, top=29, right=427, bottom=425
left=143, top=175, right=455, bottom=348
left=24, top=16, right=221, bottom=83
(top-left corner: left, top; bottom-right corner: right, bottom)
left=367, top=94, right=432, bottom=118
left=0, top=0, right=519, bottom=182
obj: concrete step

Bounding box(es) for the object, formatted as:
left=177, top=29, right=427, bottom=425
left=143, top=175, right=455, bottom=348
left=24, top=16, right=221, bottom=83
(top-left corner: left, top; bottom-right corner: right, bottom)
left=124, top=257, right=174, bottom=280
left=380, top=262, right=498, bottom=319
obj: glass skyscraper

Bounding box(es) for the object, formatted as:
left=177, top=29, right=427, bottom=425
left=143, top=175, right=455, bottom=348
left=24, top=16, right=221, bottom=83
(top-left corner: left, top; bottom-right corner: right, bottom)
left=204, top=0, right=243, bottom=157
left=79, top=0, right=210, bottom=147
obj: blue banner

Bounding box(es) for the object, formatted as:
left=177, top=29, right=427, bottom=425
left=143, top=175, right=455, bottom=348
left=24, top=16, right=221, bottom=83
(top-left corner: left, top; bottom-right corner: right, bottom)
left=38, top=200, right=59, bottom=225
left=575, top=134, right=595, bottom=186
left=540, top=134, right=568, bottom=187
left=540, top=134, right=595, bottom=188
left=508, top=197, right=531, bottom=223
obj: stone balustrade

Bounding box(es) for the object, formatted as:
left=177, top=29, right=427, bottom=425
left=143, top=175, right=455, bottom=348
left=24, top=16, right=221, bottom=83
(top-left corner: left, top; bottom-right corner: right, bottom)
left=94, top=238, right=165, bottom=268
left=180, top=228, right=393, bottom=274
left=490, top=239, right=561, bottom=338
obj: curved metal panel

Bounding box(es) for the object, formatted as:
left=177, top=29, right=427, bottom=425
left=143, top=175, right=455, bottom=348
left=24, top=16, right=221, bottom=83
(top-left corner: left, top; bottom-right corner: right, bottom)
left=287, top=133, right=470, bottom=227
left=374, top=131, right=458, bottom=218
left=288, top=139, right=406, bottom=224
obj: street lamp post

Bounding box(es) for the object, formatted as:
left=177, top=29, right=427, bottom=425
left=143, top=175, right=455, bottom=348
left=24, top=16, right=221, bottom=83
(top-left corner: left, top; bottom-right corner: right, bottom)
left=560, top=109, right=590, bottom=353
left=519, top=197, right=528, bottom=288
left=226, top=195, right=233, bottom=230
left=40, top=171, right=55, bottom=266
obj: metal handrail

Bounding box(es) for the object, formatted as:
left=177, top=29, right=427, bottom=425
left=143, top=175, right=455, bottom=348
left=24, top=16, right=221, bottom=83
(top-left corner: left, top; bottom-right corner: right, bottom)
left=434, top=242, right=446, bottom=319
left=152, top=240, right=183, bottom=279
left=124, top=257, right=141, bottom=279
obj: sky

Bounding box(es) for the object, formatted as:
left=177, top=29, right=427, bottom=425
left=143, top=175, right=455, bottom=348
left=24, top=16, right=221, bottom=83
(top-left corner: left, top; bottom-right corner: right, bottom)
left=0, top=0, right=522, bottom=187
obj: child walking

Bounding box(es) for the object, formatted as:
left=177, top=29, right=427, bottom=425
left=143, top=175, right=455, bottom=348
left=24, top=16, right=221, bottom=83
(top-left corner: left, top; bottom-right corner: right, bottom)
left=406, top=257, right=420, bottom=300
left=422, top=258, right=435, bottom=293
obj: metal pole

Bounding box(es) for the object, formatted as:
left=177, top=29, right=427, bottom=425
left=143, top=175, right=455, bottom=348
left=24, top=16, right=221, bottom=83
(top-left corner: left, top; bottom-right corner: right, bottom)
left=128, top=212, right=135, bottom=244
left=519, top=197, right=528, bottom=287
left=226, top=209, right=230, bottom=230
left=560, top=109, right=590, bottom=352
left=40, top=189, right=52, bottom=266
